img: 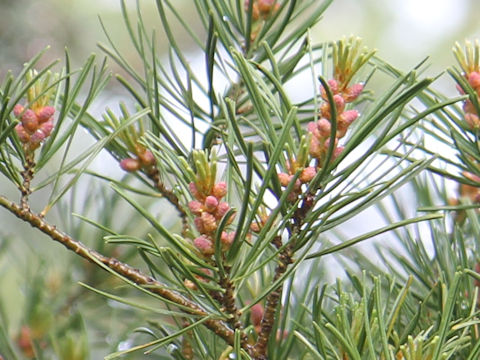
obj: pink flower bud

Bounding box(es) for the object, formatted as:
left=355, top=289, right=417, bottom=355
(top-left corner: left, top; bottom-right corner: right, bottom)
left=468, top=72, right=480, bottom=89
left=321, top=79, right=339, bottom=98
left=463, top=171, right=480, bottom=183
left=250, top=303, right=264, bottom=327
left=323, top=137, right=337, bottom=149
left=300, top=166, right=316, bottom=183
left=320, top=104, right=331, bottom=119
left=212, top=181, right=227, bottom=199
left=39, top=119, right=54, bottom=137
left=201, top=212, right=217, bottom=233
left=30, top=128, right=46, bottom=145
left=333, top=94, right=345, bottom=113
left=293, top=178, right=302, bottom=191
left=13, top=104, right=24, bottom=117
left=463, top=100, right=475, bottom=114
left=21, top=109, right=38, bottom=133
left=15, top=124, right=30, bottom=143
left=307, top=121, right=319, bottom=137
left=465, top=113, right=480, bottom=129
left=189, top=182, right=202, bottom=200
left=317, top=118, right=331, bottom=137
left=332, top=146, right=344, bottom=160
left=37, top=106, right=55, bottom=123
left=258, top=0, right=275, bottom=12
left=309, top=137, right=322, bottom=158
left=344, top=83, right=364, bottom=102
left=328, top=79, right=339, bottom=93
left=278, top=172, right=291, bottom=187
left=120, top=158, right=141, bottom=172
left=220, top=231, right=235, bottom=249
left=215, top=202, right=231, bottom=220
left=193, top=235, right=214, bottom=256
left=138, top=150, right=156, bottom=167
left=194, top=217, right=205, bottom=233
left=204, top=195, right=219, bottom=212
left=339, top=110, right=359, bottom=127
left=188, top=200, right=203, bottom=215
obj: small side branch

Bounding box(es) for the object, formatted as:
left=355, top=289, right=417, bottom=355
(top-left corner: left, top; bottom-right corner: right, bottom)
left=20, top=154, right=35, bottom=211
left=146, top=167, right=189, bottom=234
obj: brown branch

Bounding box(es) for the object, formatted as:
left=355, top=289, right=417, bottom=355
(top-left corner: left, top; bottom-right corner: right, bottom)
left=218, top=270, right=250, bottom=348
left=252, top=236, right=293, bottom=360
left=145, top=167, right=189, bottom=235
left=20, top=154, right=35, bottom=211
left=0, top=195, right=240, bottom=348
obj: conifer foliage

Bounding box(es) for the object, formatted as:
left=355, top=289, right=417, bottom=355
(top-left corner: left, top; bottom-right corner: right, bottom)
left=1, top=1, right=480, bottom=359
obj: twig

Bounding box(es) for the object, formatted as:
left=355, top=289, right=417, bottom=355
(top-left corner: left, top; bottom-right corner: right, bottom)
left=218, top=270, right=249, bottom=348
left=0, top=195, right=242, bottom=349
left=252, top=236, right=293, bottom=359
left=20, top=154, right=35, bottom=211
left=145, top=167, right=189, bottom=235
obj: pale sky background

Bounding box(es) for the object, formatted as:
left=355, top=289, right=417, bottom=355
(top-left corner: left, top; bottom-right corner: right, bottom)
left=1, top=0, right=479, bottom=73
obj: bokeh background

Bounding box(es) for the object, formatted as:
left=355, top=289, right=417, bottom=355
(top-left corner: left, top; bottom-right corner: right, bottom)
left=2, top=0, right=480, bottom=78
left=1, top=0, right=480, bottom=357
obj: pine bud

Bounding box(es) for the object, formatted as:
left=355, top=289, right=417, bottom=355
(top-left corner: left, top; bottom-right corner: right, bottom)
left=250, top=303, right=264, bottom=327
left=194, top=217, right=205, bottom=233
left=300, top=166, right=316, bottom=183
left=13, top=104, right=25, bottom=117
left=37, top=106, right=55, bottom=123
left=138, top=150, right=156, bottom=167
left=120, top=158, right=141, bottom=172
left=258, top=0, right=274, bottom=12
left=193, top=235, right=214, bottom=256
left=309, top=137, right=322, bottom=158
left=307, top=121, right=319, bottom=138
left=15, top=124, right=30, bottom=143
left=278, top=172, right=291, bottom=187
left=212, top=181, right=227, bottom=199
left=39, top=119, right=54, bottom=137
left=344, top=83, right=364, bottom=102
left=189, top=182, right=202, bottom=200
left=220, top=231, right=235, bottom=249
left=333, top=94, right=345, bottom=113
left=30, top=128, right=47, bottom=145
left=21, top=109, right=39, bottom=133
left=333, top=146, right=344, bottom=160
left=468, top=72, right=480, bottom=89
left=463, top=100, right=475, bottom=114
left=465, top=113, right=480, bottom=129
left=339, top=110, right=359, bottom=127
left=201, top=212, right=217, bottom=233
left=204, top=195, right=219, bottom=212
left=188, top=200, right=203, bottom=215
left=321, top=79, right=339, bottom=98
left=317, top=118, right=331, bottom=137
left=215, top=202, right=231, bottom=220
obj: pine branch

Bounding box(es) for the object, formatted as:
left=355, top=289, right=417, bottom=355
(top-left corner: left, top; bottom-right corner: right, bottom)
left=0, top=194, right=246, bottom=350
left=144, top=165, right=189, bottom=234
left=19, top=154, right=35, bottom=211
left=253, top=236, right=293, bottom=359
